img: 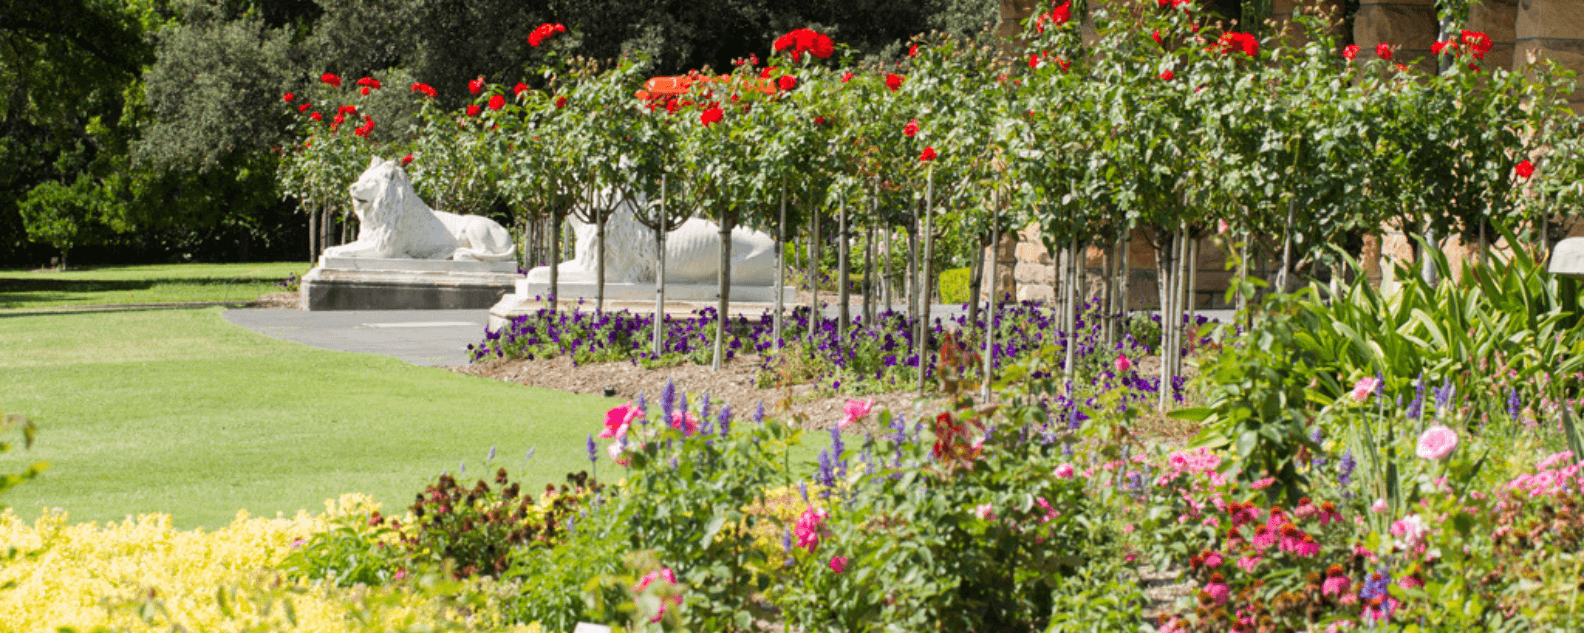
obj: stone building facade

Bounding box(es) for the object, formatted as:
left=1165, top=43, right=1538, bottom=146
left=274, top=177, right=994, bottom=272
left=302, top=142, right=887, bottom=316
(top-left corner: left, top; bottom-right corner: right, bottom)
left=984, top=0, right=1584, bottom=306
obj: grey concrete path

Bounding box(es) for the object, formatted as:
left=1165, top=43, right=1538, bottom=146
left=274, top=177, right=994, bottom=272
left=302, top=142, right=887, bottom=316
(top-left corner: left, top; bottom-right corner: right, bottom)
left=223, top=309, right=490, bottom=366
left=222, top=305, right=1239, bottom=369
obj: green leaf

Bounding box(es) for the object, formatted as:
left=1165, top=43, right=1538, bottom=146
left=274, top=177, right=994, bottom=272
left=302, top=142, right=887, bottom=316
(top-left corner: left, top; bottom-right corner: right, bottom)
left=1167, top=407, right=1212, bottom=422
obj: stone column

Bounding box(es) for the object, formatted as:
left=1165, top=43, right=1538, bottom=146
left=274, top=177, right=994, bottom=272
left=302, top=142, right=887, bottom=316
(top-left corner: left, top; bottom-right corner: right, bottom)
left=1354, top=0, right=1440, bottom=73
left=1271, top=0, right=1347, bottom=44
left=997, top=0, right=1038, bottom=38
left=982, top=230, right=1019, bottom=301
left=1470, top=0, right=1519, bottom=72
left=1517, top=0, right=1584, bottom=111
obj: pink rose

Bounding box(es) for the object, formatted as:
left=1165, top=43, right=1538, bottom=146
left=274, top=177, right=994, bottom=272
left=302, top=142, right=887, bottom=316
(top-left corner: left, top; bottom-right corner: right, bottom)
left=829, top=555, right=848, bottom=573
left=794, top=507, right=829, bottom=552
left=1114, top=354, right=1132, bottom=373
left=1371, top=498, right=1388, bottom=513
left=1350, top=376, right=1381, bottom=402
left=1390, top=514, right=1429, bottom=549
left=973, top=503, right=996, bottom=520
left=840, top=398, right=873, bottom=429
left=671, top=410, right=700, bottom=436
left=1054, top=463, right=1075, bottom=479
left=602, top=403, right=641, bottom=438
left=1415, top=425, right=1458, bottom=461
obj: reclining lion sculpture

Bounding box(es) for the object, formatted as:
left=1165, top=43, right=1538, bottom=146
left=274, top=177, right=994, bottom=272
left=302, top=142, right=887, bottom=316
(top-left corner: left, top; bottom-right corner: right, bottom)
left=526, top=198, right=778, bottom=285
left=325, top=157, right=516, bottom=262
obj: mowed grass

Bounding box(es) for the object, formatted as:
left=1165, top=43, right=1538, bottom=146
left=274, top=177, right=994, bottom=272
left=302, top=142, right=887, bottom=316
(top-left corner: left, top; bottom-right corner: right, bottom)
left=0, top=262, right=307, bottom=309
left=0, top=308, right=612, bottom=529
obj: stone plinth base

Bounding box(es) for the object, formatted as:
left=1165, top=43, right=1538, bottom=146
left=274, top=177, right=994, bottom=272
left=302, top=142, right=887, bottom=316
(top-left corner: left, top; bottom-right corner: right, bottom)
left=489, top=279, right=798, bottom=330
left=301, top=257, right=518, bottom=311
left=513, top=278, right=795, bottom=304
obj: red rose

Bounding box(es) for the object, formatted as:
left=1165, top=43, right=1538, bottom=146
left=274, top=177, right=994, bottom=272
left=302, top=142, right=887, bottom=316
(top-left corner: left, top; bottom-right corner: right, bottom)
left=489, top=94, right=505, bottom=110
left=1159, top=69, right=1174, bottom=81
left=282, top=93, right=295, bottom=102
left=360, top=86, right=370, bottom=95
left=909, top=44, right=918, bottom=58
left=338, top=105, right=357, bottom=116
left=298, top=102, right=311, bottom=112
left=1375, top=43, right=1392, bottom=60
left=700, top=106, right=723, bottom=126
left=1050, top=2, right=1070, bottom=27
left=467, top=105, right=481, bottom=117
left=309, top=112, right=322, bottom=121
left=320, top=73, right=342, bottom=87
left=1460, top=30, right=1492, bottom=59
left=810, top=33, right=834, bottom=59
left=761, top=66, right=777, bottom=79
left=1152, top=30, right=1162, bottom=45
left=919, top=146, right=936, bottom=162
left=1343, top=45, right=1359, bottom=60
left=1516, top=160, right=1535, bottom=179
left=778, top=75, right=797, bottom=91
left=1431, top=41, right=1453, bottom=56
left=554, top=95, right=567, bottom=108
left=665, top=99, right=679, bottom=115
left=814, top=115, right=825, bottom=124
left=1217, top=32, right=1258, bottom=57
left=886, top=73, right=904, bottom=92
left=841, top=71, right=854, bottom=83
left=411, top=83, right=437, bottom=98
left=333, top=113, right=345, bottom=125
left=401, top=154, right=413, bottom=165
left=528, top=23, right=564, bottom=47
left=1029, top=54, right=1040, bottom=69
left=469, top=77, right=485, bottom=95
left=903, top=118, right=919, bottom=138
left=1055, top=57, right=1070, bottom=72
left=514, top=82, right=529, bottom=96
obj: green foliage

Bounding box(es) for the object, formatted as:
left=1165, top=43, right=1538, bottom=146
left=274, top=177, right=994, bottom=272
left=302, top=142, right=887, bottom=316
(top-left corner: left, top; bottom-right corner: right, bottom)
left=938, top=266, right=970, bottom=304
left=400, top=469, right=597, bottom=578
left=280, top=510, right=404, bottom=587
left=0, top=412, right=46, bottom=504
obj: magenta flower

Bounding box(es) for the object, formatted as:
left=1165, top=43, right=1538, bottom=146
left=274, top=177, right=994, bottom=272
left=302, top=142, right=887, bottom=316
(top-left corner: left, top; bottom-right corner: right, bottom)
left=1415, top=425, right=1458, bottom=461
left=671, top=410, right=700, bottom=436
left=1054, top=463, right=1075, bottom=479
left=829, top=555, right=848, bottom=573
left=794, top=506, right=829, bottom=552
left=840, top=398, right=873, bottom=429
left=1390, top=514, right=1429, bottom=549
left=602, top=403, right=641, bottom=438
left=1114, top=354, right=1132, bottom=373
left=1371, top=498, right=1388, bottom=513
left=1237, top=553, right=1261, bottom=573
left=1322, top=571, right=1352, bottom=598
left=1201, top=551, right=1223, bottom=568
left=1203, top=573, right=1230, bottom=606
left=632, top=567, right=683, bottom=622
left=973, top=503, right=996, bottom=521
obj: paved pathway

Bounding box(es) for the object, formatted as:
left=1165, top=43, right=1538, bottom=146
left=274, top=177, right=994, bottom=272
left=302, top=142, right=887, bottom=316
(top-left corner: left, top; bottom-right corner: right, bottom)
left=223, top=305, right=1239, bottom=368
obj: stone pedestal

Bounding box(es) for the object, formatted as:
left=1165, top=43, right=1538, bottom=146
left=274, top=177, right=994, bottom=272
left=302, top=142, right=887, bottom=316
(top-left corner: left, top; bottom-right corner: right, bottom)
left=1355, top=0, right=1440, bottom=73
left=1517, top=0, right=1584, bottom=111
left=300, top=256, right=518, bottom=311
left=489, top=279, right=797, bottom=330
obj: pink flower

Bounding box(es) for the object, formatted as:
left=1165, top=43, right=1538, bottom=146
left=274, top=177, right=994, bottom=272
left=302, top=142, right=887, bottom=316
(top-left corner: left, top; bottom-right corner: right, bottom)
left=603, top=403, right=641, bottom=438
left=1350, top=376, right=1381, bottom=402
left=1203, top=573, right=1230, bottom=606
left=1054, top=463, right=1075, bottom=479
left=973, top=503, right=996, bottom=520
left=1114, top=354, right=1132, bottom=373
left=1237, top=554, right=1261, bottom=573
left=1398, top=575, right=1423, bottom=590
left=1201, top=551, right=1223, bottom=568
left=1371, top=498, right=1388, bottom=513
left=1390, top=514, right=1429, bottom=549
left=841, top=399, right=873, bottom=429
left=1251, top=476, right=1276, bottom=490
left=1217, top=219, right=1230, bottom=234
left=671, top=410, right=700, bottom=436
left=1322, top=574, right=1352, bottom=598
left=829, top=555, right=848, bottom=573
left=794, top=507, right=828, bottom=552
left=607, top=441, right=629, bottom=466
left=1415, top=425, right=1458, bottom=461
left=633, top=568, right=683, bottom=622
left=1537, top=451, right=1576, bottom=470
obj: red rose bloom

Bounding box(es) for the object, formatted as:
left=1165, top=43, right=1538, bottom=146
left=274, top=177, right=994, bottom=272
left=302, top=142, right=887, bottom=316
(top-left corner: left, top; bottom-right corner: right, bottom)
left=1375, top=43, right=1392, bottom=60
left=468, top=77, right=485, bottom=95
left=1216, top=32, right=1258, bottom=57
left=401, top=154, right=413, bottom=166
left=514, top=82, right=529, bottom=96
left=528, top=23, right=566, bottom=47
left=778, top=75, right=797, bottom=91
left=919, top=146, right=936, bottom=162
left=411, top=83, right=437, bottom=98
left=761, top=66, right=777, bottom=79
left=841, top=71, right=854, bottom=83
left=1029, top=54, right=1040, bottom=69
left=355, top=77, right=381, bottom=89
left=1516, top=160, right=1535, bottom=179
left=554, top=95, right=567, bottom=109
left=814, top=115, right=825, bottom=124
left=298, top=102, right=311, bottom=113
left=1343, top=45, right=1359, bottom=60
left=1160, top=69, right=1174, bottom=81
left=1460, top=30, right=1492, bottom=59
left=1152, top=30, right=1162, bottom=45
left=1432, top=40, right=1453, bottom=56
left=903, top=118, right=919, bottom=138
left=360, top=87, right=370, bottom=95
left=700, top=106, right=723, bottom=126
left=886, top=73, right=904, bottom=92
left=909, top=44, right=919, bottom=58
left=282, top=93, right=295, bottom=102
left=320, top=73, right=342, bottom=87
left=333, top=113, right=345, bottom=125
left=467, top=105, right=481, bottom=117
left=1055, top=57, right=1071, bottom=72
left=774, top=28, right=834, bottom=62
left=309, top=112, right=322, bottom=121
left=488, top=94, right=505, bottom=111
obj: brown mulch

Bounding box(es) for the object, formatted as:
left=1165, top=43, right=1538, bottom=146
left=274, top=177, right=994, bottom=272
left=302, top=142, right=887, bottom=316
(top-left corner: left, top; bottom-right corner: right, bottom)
left=450, top=354, right=947, bottom=433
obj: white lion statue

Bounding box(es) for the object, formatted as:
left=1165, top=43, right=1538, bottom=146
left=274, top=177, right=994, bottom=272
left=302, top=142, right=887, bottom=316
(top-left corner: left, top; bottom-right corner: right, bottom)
left=526, top=195, right=778, bottom=285
left=325, top=157, right=516, bottom=262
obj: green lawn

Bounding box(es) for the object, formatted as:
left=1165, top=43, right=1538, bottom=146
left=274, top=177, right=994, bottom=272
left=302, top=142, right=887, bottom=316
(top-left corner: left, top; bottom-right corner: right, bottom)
left=0, top=308, right=612, bottom=529
left=0, top=262, right=306, bottom=309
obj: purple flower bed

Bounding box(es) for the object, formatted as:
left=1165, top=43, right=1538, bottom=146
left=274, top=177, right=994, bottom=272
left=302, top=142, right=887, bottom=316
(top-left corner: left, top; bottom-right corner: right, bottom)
left=470, top=298, right=1212, bottom=400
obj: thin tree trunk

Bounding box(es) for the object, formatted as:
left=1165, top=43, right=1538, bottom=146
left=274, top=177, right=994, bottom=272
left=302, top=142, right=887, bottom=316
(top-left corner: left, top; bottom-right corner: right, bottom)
left=775, top=184, right=787, bottom=351
left=1279, top=200, right=1295, bottom=292
left=809, top=206, right=821, bottom=348
left=596, top=212, right=607, bottom=312
left=713, top=216, right=733, bottom=371
left=982, top=190, right=999, bottom=402
left=967, top=231, right=985, bottom=329
left=1157, top=230, right=1176, bottom=411
left=1102, top=236, right=1114, bottom=348
left=1063, top=237, right=1079, bottom=378
left=863, top=221, right=876, bottom=326
left=1172, top=228, right=1189, bottom=377
left=308, top=205, right=319, bottom=264
left=838, top=192, right=851, bottom=342
left=321, top=206, right=332, bottom=253
left=1119, top=230, right=1130, bottom=340
left=549, top=211, right=561, bottom=311
left=907, top=217, right=919, bottom=327
left=883, top=227, right=893, bottom=312
left=653, top=177, right=668, bottom=357
left=917, top=169, right=935, bottom=395
left=1186, top=236, right=1199, bottom=352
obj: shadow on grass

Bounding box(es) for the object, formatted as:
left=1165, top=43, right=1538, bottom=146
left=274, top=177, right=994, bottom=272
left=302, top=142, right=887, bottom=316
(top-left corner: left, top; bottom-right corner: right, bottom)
left=0, top=277, right=282, bottom=309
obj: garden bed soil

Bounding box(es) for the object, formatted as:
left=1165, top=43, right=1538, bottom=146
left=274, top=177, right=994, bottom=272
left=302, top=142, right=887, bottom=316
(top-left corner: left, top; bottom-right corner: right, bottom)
left=451, top=355, right=948, bottom=433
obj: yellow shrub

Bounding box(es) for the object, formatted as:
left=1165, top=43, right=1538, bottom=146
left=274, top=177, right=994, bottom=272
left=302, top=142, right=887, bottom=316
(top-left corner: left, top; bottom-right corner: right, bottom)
left=0, top=494, right=545, bottom=633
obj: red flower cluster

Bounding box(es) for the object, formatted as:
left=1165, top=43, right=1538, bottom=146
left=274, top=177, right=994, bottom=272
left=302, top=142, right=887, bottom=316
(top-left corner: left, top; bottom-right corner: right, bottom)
left=700, top=105, right=723, bottom=127
left=903, top=118, right=919, bottom=138
left=468, top=77, right=486, bottom=95
left=411, top=83, right=438, bottom=98
left=488, top=94, right=506, bottom=111
left=1034, top=2, right=1071, bottom=34
left=919, top=146, right=936, bottom=162
left=1214, top=32, right=1259, bottom=58
left=337, top=105, right=358, bottom=117
left=356, top=76, right=382, bottom=90
left=1342, top=44, right=1359, bottom=61
left=320, top=73, right=342, bottom=87
left=513, top=82, right=529, bottom=96
left=309, top=112, right=322, bottom=121
left=554, top=95, right=567, bottom=109
left=885, top=73, right=904, bottom=92
left=298, top=102, right=311, bottom=113
left=401, top=154, right=413, bottom=166
left=466, top=105, right=481, bottom=117
left=282, top=93, right=295, bottom=102
left=528, top=23, right=566, bottom=47
left=773, top=28, right=834, bottom=62
left=353, top=117, right=376, bottom=137
left=813, top=115, right=826, bottom=124
left=1461, top=30, right=1493, bottom=59
left=1375, top=43, right=1393, bottom=60
left=1159, top=69, right=1174, bottom=81
left=778, top=75, right=798, bottom=91
left=908, top=43, right=919, bottom=58
left=1157, top=0, right=1191, bottom=9
left=1516, top=160, right=1535, bottom=179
